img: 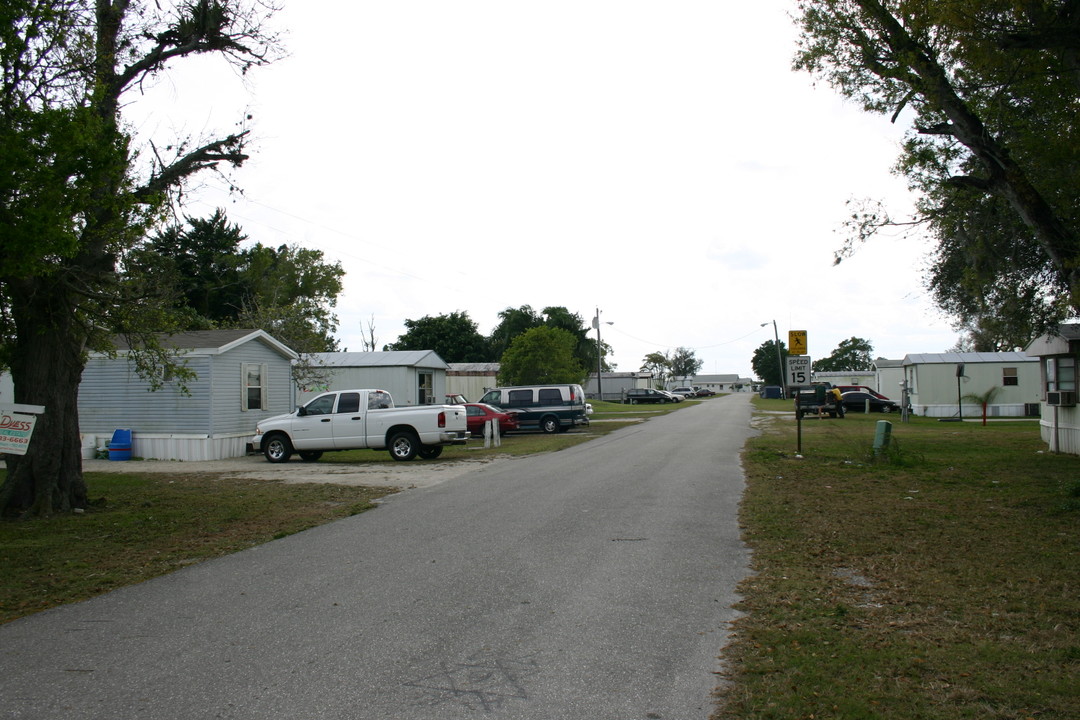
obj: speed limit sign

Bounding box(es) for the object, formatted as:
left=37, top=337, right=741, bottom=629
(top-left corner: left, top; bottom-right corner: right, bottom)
left=786, top=355, right=810, bottom=386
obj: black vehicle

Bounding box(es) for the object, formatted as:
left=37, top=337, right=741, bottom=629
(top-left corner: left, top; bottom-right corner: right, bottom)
left=624, top=388, right=671, bottom=404
left=840, top=391, right=897, bottom=413
left=794, top=384, right=840, bottom=418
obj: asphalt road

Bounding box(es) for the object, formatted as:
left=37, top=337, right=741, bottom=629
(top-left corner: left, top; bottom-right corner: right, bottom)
left=0, top=394, right=756, bottom=720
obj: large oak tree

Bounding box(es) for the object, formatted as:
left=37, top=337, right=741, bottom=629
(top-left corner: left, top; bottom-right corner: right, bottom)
left=812, top=336, right=875, bottom=372
left=0, top=1, right=279, bottom=516
left=795, top=0, right=1080, bottom=339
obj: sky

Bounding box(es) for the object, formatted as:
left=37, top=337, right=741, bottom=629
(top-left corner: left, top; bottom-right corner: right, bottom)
left=133, top=0, right=960, bottom=378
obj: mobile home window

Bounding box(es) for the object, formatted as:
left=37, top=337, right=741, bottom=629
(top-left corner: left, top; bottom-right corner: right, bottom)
left=242, top=363, right=268, bottom=411
left=1059, top=357, right=1076, bottom=391
left=1046, top=357, right=1076, bottom=392
left=1002, top=367, right=1018, bottom=386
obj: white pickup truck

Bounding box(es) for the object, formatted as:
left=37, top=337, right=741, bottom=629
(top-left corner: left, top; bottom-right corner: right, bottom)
left=252, top=389, right=468, bottom=463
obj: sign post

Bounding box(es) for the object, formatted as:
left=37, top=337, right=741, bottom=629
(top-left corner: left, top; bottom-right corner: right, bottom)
left=785, top=357, right=811, bottom=455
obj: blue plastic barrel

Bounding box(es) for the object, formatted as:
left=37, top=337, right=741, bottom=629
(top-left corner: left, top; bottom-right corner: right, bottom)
left=108, top=428, right=132, bottom=461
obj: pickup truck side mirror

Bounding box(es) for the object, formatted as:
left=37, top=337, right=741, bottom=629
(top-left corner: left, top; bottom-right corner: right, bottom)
left=297, top=405, right=307, bottom=417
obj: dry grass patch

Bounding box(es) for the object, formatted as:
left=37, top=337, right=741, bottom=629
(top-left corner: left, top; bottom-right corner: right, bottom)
left=0, top=473, right=394, bottom=623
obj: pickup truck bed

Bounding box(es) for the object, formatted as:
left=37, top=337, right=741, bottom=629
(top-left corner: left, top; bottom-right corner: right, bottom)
left=793, top=385, right=842, bottom=419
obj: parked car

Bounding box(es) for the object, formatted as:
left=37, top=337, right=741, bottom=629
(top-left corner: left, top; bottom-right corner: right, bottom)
left=625, top=388, right=671, bottom=404
left=478, top=384, right=588, bottom=433
left=693, top=387, right=717, bottom=397
left=670, top=387, right=697, bottom=399
left=835, top=385, right=891, bottom=400
left=464, top=403, right=520, bottom=437
left=840, top=391, right=897, bottom=413
left=657, top=390, right=683, bottom=402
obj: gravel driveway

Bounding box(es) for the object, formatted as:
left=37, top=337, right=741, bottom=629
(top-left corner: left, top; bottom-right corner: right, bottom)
left=81, top=452, right=517, bottom=489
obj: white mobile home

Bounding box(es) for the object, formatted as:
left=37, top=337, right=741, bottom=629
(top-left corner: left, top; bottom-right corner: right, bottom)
left=79, top=329, right=297, bottom=461
left=1025, top=324, right=1080, bottom=454
left=902, top=352, right=1040, bottom=418
left=585, top=372, right=654, bottom=401
left=300, top=351, right=451, bottom=406
left=690, top=374, right=755, bottom=393
left=811, top=370, right=877, bottom=389
left=874, top=358, right=905, bottom=400
left=446, top=363, right=500, bottom=402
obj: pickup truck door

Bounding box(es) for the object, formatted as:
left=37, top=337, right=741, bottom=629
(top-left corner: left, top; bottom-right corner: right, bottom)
left=330, top=391, right=367, bottom=449
left=290, top=393, right=338, bottom=450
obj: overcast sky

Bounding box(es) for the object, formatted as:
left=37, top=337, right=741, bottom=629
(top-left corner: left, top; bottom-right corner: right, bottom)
left=135, top=0, right=960, bottom=378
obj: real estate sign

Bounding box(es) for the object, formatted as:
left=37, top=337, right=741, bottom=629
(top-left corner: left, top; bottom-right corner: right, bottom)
left=0, top=406, right=41, bottom=455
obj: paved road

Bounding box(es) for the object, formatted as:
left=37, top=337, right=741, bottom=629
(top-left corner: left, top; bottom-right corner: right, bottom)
left=0, top=394, right=755, bottom=720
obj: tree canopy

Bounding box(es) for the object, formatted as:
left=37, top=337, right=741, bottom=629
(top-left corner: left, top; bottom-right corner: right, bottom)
left=812, top=337, right=875, bottom=372
left=795, top=0, right=1080, bottom=341
left=0, top=0, right=280, bottom=516
left=752, top=340, right=789, bottom=387
left=497, top=326, right=586, bottom=386
left=137, top=209, right=344, bottom=353
left=640, top=351, right=671, bottom=386
left=384, top=311, right=489, bottom=362
left=667, top=347, right=703, bottom=383
left=485, top=305, right=607, bottom=372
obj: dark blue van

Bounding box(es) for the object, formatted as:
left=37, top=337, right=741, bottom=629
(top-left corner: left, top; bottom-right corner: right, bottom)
left=479, top=384, right=588, bottom=433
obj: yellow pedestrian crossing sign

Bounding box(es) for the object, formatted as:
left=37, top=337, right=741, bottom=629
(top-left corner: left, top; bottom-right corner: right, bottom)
left=789, top=330, right=807, bottom=355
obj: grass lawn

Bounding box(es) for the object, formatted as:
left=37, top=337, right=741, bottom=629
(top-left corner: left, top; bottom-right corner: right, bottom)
left=715, top=399, right=1080, bottom=719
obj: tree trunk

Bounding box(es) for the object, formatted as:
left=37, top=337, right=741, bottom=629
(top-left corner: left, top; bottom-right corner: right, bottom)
left=0, top=279, right=88, bottom=517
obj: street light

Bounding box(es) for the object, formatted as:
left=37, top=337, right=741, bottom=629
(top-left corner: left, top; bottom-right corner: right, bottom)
left=593, top=308, right=613, bottom=401
left=761, top=320, right=785, bottom=399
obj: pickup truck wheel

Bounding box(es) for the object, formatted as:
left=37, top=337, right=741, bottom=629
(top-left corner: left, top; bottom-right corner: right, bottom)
left=540, top=415, right=560, bottom=434
left=388, top=431, right=419, bottom=461
left=298, top=451, right=323, bottom=462
left=418, top=445, right=443, bottom=460
left=263, top=433, right=293, bottom=463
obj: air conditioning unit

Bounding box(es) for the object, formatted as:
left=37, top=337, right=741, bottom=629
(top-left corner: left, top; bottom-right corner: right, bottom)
left=1047, top=391, right=1077, bottom=407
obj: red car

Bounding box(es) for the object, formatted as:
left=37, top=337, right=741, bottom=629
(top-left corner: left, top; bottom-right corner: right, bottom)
left=836, top=385, right=891, bottom=400
left=464, top=403, right=520, bottom=437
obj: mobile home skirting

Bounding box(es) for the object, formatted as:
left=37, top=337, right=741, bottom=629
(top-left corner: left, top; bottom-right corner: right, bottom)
left=913, top=403, right=1035, bottom=418
left=1040, top=406, right=1080, bottom=454
left=85, top=432, right=253, bottom=461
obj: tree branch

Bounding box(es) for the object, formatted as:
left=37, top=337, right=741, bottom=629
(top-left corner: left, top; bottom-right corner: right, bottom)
left=945, top=175, right=993, bottom=192
left=131, top=130, right=250, bottom=203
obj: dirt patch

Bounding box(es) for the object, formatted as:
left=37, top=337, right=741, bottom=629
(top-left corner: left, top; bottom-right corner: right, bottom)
left=81, top=452, right=518, bottom=489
